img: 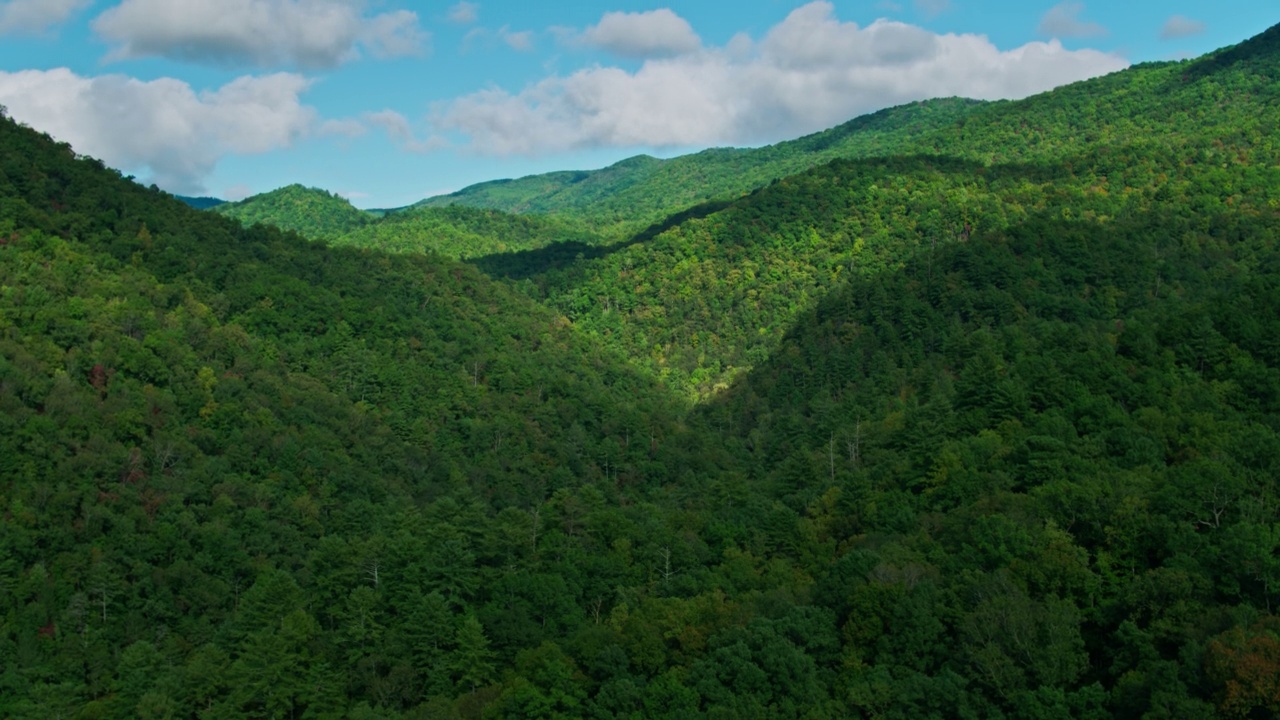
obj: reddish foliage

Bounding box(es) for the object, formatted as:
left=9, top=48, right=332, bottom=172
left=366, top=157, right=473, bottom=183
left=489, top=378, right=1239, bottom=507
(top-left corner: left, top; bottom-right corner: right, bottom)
left=88, top=363, right=107, bottom=391
left=37, top=622, right=56, bottom=639
left=1207, top=621, right=1280, bottom=718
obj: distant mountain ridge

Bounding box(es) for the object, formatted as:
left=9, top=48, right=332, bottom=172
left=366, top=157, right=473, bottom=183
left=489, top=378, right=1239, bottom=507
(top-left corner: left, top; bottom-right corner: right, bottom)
left=174, top=195, right=225, bottom=210
left=416, top=97, right=985, bottom=234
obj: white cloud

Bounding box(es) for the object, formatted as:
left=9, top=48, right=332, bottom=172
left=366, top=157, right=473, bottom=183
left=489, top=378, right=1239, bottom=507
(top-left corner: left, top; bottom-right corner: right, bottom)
left=0, top=0, right=89, bottom=34
left=448, top=1, right=478, bottom=24
left=92, top=0, right=427, bottom=70
left=581, top=9, right=701, bottom=58
left=433, top=2, right=1127, bottom=156
left=365, top=109, right=445, bottom=153
left=1038, top=2, right=1107, bottom=39
left=0, top=69, right=317, bottom=193
left=1160, top=15, right=1205, bottom=40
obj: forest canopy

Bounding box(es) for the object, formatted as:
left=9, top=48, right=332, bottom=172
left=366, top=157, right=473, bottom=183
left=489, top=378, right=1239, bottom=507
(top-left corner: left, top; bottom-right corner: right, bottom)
left=3, top=21, right=1280, bottom=720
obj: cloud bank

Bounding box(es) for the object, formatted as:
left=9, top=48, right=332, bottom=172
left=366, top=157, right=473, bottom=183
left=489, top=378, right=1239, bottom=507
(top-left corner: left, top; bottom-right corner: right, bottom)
left=92, top=0, right=427, bottom=69
left=0, top=69, right=317, bottom=193
left=433, top=2, right=1128, bottom=156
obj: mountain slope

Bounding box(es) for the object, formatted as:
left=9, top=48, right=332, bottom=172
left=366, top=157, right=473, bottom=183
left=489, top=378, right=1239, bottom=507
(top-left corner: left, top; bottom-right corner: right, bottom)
left=702, top=189, right=1280, bottom=718
left=328, top=204, right=604, bottom=259
left=0, top=111, right=745, bottom=718
left=512, top=25, right=1280, bottom=398
left=418, top=97, right=984, bottom=234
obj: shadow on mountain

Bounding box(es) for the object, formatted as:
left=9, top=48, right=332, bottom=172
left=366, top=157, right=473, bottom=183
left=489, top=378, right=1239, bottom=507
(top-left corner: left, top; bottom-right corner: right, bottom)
left=1184, top=22, right=1279, bottom=80
left=467, top=197, right=735, bottom=280
left=695, top=199, right=1276, bottom=466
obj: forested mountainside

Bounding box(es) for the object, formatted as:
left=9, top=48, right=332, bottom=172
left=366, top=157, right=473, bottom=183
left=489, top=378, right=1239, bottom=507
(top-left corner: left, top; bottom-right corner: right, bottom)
left=215, top=184, right=374, bottom=241
left=2, top=22, right=1280, bottom=720
left=328, top=206, right=602, bottom=260
left=415, top=98, right=983, bottom=235
left=510, top=25, right=1280, bottom=399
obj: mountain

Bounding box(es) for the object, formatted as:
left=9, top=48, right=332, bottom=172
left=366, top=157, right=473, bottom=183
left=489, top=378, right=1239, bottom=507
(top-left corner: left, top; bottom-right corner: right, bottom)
left=214, top=184, right=374, bottom=241
left=417, top=97, right=984, bottom=235
left=507, top=27, right=1280, bottom=399
left=4, top=23, right=1280, bottom=720
left=0, top=108, right=734, bottom=718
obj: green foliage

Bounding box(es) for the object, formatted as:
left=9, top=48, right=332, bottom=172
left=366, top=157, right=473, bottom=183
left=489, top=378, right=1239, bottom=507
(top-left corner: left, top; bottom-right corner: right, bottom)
left=332, top=204, right=604, bottom=259
left=3, top=21, right=1280, bottom=720
left=508, top=30, right=1280, bottom=399
left=215, top=183, right=373, bottom=240
left=418, top=98, right=982, bottom=236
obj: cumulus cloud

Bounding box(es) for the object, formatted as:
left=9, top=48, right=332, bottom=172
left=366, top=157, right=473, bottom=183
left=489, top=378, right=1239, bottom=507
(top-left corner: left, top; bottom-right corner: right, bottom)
left=0, top=69, right=317, bottom=193
left=432, top=1, right=1127, bottom=156
left=1160, top=15, right=1205, bottom=40
left=448, top=1, right=477, bottom=24
left=1038, top=2, right=1107, bottom=39
left=92, top=0, right=427, bottom=70
left=0, top=0, right=90, bottom=34
left=581, top=9, right=701, bottom=58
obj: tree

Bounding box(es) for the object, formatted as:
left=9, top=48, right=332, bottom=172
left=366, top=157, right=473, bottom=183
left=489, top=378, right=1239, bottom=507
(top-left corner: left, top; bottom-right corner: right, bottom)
left=451, top=614, right=496, bottom=693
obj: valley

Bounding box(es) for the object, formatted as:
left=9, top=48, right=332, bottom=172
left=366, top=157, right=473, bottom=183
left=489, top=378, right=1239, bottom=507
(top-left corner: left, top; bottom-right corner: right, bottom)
left=3, top=22, right=1280, bottom=720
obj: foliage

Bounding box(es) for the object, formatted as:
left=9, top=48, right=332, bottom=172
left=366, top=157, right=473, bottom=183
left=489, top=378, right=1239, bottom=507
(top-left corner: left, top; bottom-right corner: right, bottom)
left=215, top=184, right=373, bottom=241
left=331, top=205, right=604, bottom=259
left=418, top=98, right=984, bottom=235
left=2, top=22, right=1280, bottom=720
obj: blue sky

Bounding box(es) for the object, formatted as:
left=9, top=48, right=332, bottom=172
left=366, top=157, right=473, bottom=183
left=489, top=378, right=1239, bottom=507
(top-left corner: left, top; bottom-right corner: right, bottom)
left=0, top=1, right=1272, bottom=208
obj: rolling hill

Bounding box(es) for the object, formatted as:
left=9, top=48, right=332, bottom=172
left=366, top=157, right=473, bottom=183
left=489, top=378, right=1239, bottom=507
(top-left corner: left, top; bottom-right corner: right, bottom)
left=214, top=183, right=374, bottom=241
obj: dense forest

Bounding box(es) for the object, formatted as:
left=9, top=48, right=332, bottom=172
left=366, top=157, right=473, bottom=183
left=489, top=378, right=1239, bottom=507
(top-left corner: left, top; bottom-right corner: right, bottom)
left=2, top=22, right=1280, bottom=720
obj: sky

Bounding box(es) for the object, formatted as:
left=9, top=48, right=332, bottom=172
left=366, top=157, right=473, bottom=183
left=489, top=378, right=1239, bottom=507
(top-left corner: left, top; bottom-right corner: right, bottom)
left=0, top=1, right=1272, bottom=208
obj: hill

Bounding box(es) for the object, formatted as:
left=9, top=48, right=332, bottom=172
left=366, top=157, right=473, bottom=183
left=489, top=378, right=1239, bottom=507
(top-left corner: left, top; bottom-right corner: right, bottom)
left=214, top=184, right=373, bottom=241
